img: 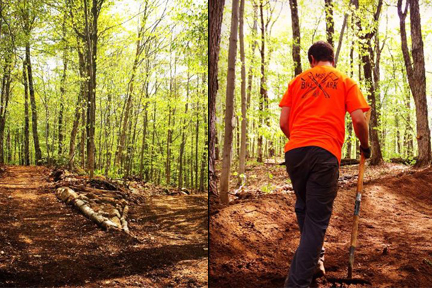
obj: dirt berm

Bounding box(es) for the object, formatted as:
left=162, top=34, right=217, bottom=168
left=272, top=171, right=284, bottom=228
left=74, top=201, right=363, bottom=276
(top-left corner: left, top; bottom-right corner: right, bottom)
left=210, top=167, right=432, bottom=287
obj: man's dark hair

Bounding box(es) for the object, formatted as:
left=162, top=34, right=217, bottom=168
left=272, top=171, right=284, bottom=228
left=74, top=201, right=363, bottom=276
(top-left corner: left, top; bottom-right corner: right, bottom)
left=308, top=41, right=334, bottom=64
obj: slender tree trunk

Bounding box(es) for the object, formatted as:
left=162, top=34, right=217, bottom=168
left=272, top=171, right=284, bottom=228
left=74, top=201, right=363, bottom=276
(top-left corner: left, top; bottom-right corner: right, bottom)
left=246, top=4, right=258, bottom=159
left=209, top=0, right=226, bottom=196
left=334, top=0, right=354, bottom=66
left=69, top=45, right=86, bottom=169
left=150, top=101, right=156, bottom=181
left=405, top=92, right=413, bottom=158
left=354, top=0, right=383, bottom=165
left=398, top=0, right=431, bottom=167
left=58, top=17, right=68, bottom=157
left=195, top=100, right=199, bottom=190
left=83, top=0, right=100, bottom=178
left=324, top=0, right=334, bottom=47
left=26, top=43, right=42, bottom=164
left=44, top=100, right=50, bottom=164
left=199, top=108, right=207, bottom=192
left=178, top=72, right=190, bottom=189
left=80, top=104, right=86, bottom=168
left=116, top=28, right=143, bottom=168
left=219, top=0, right=239, bottom=204
left=6, top=129, right=11, bottom=163
left=104, top=91, right=112, bottom=176
left=0, top=63, right=11, bottom=165
left=238, top=0, right=247, bottom=183
left=289, top=0, right=302, bottom=75
left=257, top=1, right=266, bottom=163
left=395, top=114, right=401, bottom=155
left=346, top=39, right=354, bottom=158
left=22, top=60, right=30, bottom=166
left=139, top=81, right=149, bottom=179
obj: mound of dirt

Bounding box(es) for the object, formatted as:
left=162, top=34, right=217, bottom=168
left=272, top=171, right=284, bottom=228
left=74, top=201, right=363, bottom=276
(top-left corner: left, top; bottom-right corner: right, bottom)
left=210, top=166, right=432, bottom=287
left=380, top=167, right=432, bottom=213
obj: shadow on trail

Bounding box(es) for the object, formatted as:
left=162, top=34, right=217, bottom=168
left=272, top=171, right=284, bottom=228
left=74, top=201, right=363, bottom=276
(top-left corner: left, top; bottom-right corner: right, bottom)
left=0, top=242, right=207, bottom=287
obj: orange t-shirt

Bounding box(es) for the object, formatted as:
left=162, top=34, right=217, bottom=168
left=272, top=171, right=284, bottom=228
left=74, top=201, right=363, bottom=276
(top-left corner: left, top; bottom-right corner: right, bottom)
left=279, top=65, right=370, bottom=162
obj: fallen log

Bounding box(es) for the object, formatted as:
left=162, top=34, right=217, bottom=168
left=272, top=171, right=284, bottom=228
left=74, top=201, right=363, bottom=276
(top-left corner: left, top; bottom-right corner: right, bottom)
left=340, top=158, right=359, bottom=166
left=121, top=205, right=129, bottom=233
left=56, top=187, right=125, bottom=231
left=390, top=157, right=416, bottom=165
left=89, top=179, right=119, bottom=191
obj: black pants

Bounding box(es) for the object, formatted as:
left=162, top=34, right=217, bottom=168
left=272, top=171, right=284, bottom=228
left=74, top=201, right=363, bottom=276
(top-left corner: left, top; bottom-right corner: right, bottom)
left=283, top=146, right=339, bottom=288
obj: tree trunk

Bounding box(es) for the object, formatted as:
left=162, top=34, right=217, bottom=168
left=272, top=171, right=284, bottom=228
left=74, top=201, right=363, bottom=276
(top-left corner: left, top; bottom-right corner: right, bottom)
left=150, top=101, right=156, bottom=181
left=219, top=0, right=239, bottom=204
left=6, top=129, right=11, bottom=163
left=398, top=0, right=431, bottom=167
left=178, top=72, right=190, bottom=189
left=69, top=44, right=86, bottom=169
left=209, top=0, right=226, bottom=196
left=83, top=0, right=100, bottom=179
left=405, top=90, right=413, bottom=158
left=22, top=60, right=30, bottom=166
left=334, top=0, right=354, bottom=66
left=0, top=62, right=11, bottom=165
left=354, top=0, right=383, bottom=165
left=238, top=0, right=247, bottom=183
left=139, top=80, right=149, bottom=180
left=257, top=1, right=266, bottom=163
left=324, top=0, right=334, bottom=47
left=26, top=43, right=42, bottom=164
left=58, top=16, right=68, bottom=157
left=362, top=48, right=383, bottom=165
left=346, top=40, right=354, bottom=158
left=116, top=26, right=143, bottom=168
left=289, top=0, right=302, bottom=75
left=195, top=101, right=199, bottom=190
left=246, top=4, right=258, bottom=159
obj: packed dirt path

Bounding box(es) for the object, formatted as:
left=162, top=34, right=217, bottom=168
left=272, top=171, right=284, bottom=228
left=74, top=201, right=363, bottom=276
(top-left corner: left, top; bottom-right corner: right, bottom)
left=0, top=165, right=208, bottom=287
left=210, top=164, right=432, bottom=287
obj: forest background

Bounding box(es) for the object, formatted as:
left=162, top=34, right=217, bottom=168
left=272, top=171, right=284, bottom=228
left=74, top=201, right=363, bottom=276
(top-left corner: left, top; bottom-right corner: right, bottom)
left=0, top=0, right=208, bottom=192
left=210, top=0, right=432, bottom=202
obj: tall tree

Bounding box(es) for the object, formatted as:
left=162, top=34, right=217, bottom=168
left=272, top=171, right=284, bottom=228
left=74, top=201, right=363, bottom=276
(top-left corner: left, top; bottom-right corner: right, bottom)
left=80, top=0, right=105, bottom=178
left=58, top=14, right=68, bottom=157
left=289, top=0, right=302, bottom=76
left=209, top=0, right=226, bottom=196
left=219, top=0, right=239, bottom=204
left=23, top=59, right=30, bottom=166
left=21, top=1, right=42, bottom=164
left=334, top=0, right=354, bottom=66
left=245, top=4, right=258, bottom=159
left=256, top=0, right=267, bottom=163
left=324, top=0, right=334, bottom=47
left=354, top=0, right=383, bottom=165
left=0, top=56, right=12, bottom=165
left=238, top=0, right=247, bottom=182
left=398, top=0, right=431, bottom=167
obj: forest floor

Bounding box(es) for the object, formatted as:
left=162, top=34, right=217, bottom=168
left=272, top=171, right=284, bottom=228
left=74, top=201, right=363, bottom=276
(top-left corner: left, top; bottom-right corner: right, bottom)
left=0, top=165, right=208, bottom=287
left=210, top=160, right=432, bottom=287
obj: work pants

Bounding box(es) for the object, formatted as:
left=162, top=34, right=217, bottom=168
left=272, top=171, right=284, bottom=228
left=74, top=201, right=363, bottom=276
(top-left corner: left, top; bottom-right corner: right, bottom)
left=283, top=146, right=339, bottom=288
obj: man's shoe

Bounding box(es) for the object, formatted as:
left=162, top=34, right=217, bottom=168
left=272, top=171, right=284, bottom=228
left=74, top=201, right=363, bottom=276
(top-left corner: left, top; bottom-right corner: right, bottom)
left=313, top=259, right=325, bottom=278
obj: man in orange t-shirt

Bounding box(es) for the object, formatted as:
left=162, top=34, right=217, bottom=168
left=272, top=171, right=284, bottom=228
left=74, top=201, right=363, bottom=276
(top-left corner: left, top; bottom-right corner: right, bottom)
left=279, top=41, right=370, bottom=288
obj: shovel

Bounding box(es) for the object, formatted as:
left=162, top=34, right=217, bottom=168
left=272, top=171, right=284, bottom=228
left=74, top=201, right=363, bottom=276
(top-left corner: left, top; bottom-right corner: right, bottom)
left=328, top=110, right=372, bottom=286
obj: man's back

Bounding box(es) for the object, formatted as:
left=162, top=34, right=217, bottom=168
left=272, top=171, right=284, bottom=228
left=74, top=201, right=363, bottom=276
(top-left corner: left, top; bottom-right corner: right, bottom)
left=279, top=65, right=368, bottom=162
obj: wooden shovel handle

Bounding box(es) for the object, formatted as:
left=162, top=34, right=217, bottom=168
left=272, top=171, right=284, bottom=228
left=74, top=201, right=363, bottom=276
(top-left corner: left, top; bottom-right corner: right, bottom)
left=348, top=109, right=371, bottom=278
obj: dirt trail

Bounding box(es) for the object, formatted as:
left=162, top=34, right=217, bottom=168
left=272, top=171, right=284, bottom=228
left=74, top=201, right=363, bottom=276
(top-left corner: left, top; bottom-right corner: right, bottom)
left=210, top=165, right=432, bottom=288
left=0, top=165, right=208, bottom=287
